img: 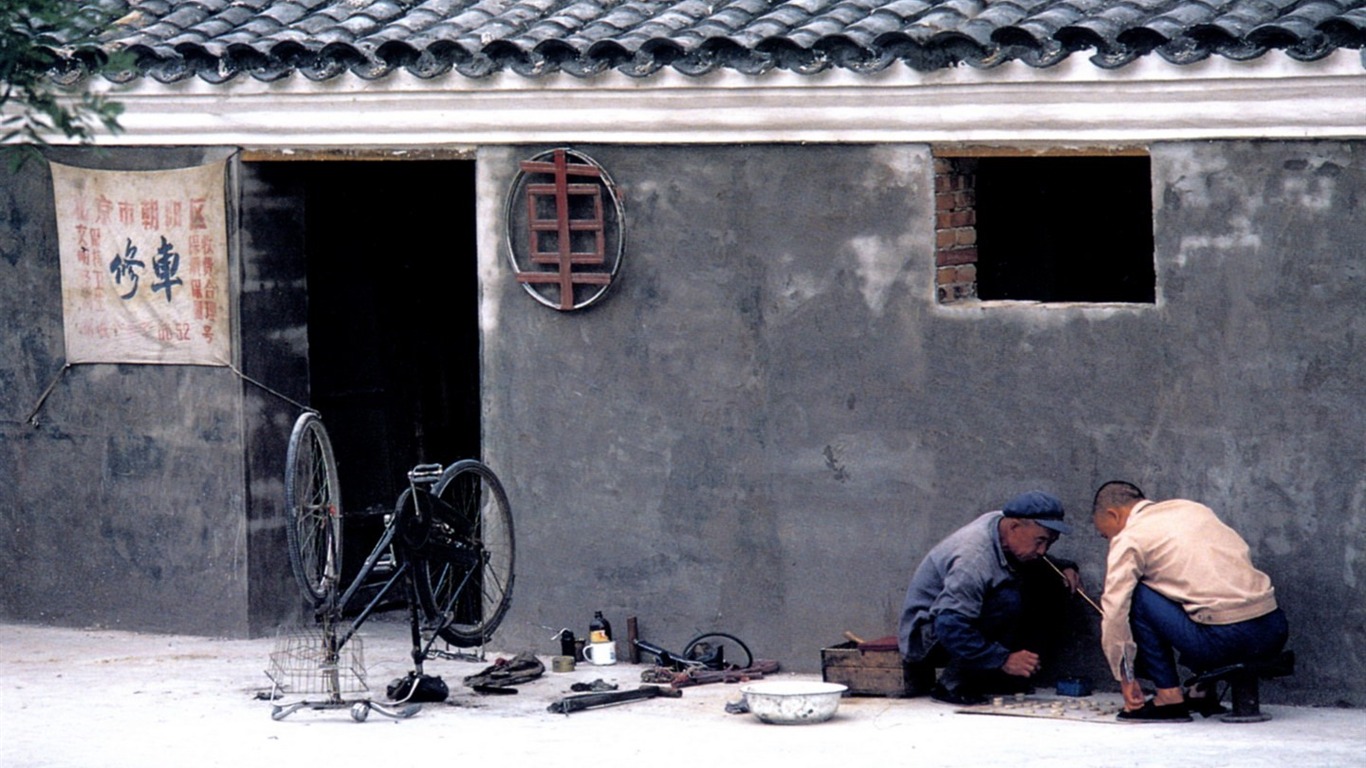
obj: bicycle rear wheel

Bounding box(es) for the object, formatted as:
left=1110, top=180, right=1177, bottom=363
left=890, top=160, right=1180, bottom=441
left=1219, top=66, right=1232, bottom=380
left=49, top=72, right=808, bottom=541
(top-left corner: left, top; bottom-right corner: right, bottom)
left=412, top=460, right=514, bottom=647
left=284, top=412, right=342, bottom=607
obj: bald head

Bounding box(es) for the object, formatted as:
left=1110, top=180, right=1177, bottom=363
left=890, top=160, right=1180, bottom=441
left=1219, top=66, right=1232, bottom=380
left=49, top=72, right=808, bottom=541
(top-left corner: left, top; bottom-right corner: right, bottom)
left=1092, top=481, right=1145, bottom=516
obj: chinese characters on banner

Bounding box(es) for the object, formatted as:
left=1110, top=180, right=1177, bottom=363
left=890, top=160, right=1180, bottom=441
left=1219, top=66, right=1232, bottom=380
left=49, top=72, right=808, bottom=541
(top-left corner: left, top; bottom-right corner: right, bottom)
left=50, top=161, right=230, bottom=365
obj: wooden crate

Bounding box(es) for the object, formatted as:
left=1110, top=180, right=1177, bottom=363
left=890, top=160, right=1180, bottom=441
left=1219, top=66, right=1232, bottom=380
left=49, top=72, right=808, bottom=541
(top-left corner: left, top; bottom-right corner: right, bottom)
left=821, top=639, right=909, bottom=697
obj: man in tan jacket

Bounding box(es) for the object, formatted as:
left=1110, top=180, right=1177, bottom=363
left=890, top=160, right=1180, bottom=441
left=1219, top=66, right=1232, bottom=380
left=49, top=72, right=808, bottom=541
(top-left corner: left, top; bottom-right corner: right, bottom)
left=1092, top=481, right=1289, bottom=722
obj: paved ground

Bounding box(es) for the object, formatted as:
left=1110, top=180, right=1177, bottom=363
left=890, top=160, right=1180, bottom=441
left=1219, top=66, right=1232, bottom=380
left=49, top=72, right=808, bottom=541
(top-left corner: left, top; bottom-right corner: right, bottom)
left=2, top=618, right=1363, bottom=768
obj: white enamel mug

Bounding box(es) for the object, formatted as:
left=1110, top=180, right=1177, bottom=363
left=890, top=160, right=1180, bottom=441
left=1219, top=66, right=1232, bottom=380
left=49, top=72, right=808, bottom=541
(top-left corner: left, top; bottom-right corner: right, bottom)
left=583, top=641, right=617, bottom=666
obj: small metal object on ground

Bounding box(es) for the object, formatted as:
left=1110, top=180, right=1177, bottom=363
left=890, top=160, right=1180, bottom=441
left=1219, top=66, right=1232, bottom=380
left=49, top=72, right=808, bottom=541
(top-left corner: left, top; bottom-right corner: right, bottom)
left=725, top=698, right=750, bottom=715
left=626, top=617, right=640, bottom=664
left=671, top=659, right=780, bottom=687
left=551, top=655, right=575, bottom=672
left=547, top=685, right=681, bottom=715
left=472, top=685, right=518, bottom=695
left=570, top=679, right=618, bottom=692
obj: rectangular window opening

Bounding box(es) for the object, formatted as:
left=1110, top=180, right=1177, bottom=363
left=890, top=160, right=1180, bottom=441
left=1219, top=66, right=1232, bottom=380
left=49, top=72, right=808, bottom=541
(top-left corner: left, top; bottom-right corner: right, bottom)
left=935, top=151, right=1156, bottom=304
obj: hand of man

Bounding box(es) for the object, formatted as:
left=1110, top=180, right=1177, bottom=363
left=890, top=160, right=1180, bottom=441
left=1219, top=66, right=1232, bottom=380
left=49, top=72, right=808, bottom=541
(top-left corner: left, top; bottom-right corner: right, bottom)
left=1002, top=649, right=1041, bottom=677
left=1121, top=678, right=1146, bottom=709
left=1060, top=566, right=1084, bottom=594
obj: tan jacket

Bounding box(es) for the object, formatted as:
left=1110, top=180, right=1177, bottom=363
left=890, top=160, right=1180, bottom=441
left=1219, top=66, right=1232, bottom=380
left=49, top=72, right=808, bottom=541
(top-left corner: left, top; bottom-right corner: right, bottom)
left=1100, top=499, right=1278, bottom=681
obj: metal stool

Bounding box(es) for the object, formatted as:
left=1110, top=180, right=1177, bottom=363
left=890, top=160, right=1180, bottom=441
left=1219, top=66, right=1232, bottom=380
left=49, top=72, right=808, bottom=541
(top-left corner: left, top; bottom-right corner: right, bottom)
left=1185, top=650, right=1294, bottom=723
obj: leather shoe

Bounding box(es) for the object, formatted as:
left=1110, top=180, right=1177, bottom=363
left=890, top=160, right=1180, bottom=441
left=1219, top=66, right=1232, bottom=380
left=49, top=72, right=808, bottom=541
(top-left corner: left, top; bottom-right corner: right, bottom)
left=930, top=683, right=987, bottom=706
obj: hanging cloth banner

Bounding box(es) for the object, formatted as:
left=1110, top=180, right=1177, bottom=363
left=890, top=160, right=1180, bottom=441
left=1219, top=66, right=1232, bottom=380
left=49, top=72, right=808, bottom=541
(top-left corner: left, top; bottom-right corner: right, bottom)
left=50, top=161, right=230, bottom=365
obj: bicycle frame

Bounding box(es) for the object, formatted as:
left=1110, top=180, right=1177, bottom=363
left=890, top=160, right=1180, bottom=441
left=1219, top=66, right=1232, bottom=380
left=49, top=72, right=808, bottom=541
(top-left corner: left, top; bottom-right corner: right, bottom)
left=278, top=413, right=515, bottom=720
left=323, top=464, right=470, bottom=672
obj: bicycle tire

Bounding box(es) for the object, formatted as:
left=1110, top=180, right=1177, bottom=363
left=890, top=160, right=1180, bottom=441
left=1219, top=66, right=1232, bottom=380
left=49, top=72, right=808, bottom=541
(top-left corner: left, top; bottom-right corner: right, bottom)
left=284, top=412, right=342, bottom=607
left=410, top=460, right=514, bottom=647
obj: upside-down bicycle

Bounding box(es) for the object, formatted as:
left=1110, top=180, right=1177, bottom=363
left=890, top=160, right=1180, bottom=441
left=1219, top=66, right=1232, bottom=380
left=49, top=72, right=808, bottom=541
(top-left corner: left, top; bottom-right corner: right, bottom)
left=267, top=412, right=515, bottom=721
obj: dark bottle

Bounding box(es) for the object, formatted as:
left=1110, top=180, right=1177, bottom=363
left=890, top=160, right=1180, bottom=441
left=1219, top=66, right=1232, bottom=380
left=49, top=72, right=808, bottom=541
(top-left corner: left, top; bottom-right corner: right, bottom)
left=589, top=611, right=612, bottom=644
left=558, top=629, right=577, bottom=658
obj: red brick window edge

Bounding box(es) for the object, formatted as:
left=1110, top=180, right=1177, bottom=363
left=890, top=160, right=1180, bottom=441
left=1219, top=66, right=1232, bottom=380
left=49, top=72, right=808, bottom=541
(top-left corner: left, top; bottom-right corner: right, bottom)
left=934, top=157, right=977, bottom=303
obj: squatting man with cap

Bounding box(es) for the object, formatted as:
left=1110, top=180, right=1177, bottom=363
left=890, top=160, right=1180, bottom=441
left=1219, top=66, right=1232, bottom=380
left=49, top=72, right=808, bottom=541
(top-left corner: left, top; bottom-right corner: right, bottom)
left=1092, top=481, right=1290, bottom=722
left=897, top=491, right=1083, bottom=705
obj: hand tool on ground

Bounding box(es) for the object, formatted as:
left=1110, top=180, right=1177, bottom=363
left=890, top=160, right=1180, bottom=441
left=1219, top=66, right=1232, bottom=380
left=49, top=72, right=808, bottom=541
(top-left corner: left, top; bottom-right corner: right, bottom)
left=632, top=631, right=754, bottom=671
left=546, top=685, right=682, bottom=714
left=668, top=659, right=780, bottom=688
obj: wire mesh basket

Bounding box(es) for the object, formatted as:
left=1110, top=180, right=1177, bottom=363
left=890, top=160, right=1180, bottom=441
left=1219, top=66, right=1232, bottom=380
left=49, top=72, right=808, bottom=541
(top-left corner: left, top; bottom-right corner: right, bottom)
left=266, top=627, right=368, bottom=699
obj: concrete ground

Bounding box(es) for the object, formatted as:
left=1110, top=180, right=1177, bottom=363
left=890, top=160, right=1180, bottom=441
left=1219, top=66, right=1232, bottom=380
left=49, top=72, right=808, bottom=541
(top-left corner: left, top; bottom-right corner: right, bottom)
left=2, top=618, right=1362, bottom=768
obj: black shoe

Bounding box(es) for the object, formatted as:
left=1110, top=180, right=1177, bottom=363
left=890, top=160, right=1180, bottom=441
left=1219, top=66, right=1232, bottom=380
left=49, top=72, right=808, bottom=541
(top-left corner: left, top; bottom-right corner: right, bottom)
left=1116, top=701, right=1193, bottom=723
left=901, top=661, right=936, bottom=698
left=930, top=683, right=987, bottom=706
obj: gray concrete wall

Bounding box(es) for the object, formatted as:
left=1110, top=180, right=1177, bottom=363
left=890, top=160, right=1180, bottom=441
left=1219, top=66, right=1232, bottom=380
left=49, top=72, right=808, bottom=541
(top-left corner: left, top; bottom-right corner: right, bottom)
left=2, top=140, right=1361, bottom=706
left=0, top=148, right=258, bottom=636
left=0, top=150, right=308, bottom=637
left=478, top=142, right=1364, bottom=706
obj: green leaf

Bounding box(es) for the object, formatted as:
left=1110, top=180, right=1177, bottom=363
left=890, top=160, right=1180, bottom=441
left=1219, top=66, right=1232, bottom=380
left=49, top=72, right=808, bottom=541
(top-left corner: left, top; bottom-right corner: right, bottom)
left=0, top=0, right=127, bottom=151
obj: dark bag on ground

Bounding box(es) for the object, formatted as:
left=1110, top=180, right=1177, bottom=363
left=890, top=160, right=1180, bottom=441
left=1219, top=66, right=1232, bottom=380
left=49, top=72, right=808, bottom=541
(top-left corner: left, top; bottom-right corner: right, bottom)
left=387, top=672, right=449, bottom=703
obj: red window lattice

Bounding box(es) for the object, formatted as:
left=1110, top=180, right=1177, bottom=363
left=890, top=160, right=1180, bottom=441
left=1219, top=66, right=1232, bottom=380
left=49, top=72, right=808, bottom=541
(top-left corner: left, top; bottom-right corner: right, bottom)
left=517, top=149, right=612, bottom=310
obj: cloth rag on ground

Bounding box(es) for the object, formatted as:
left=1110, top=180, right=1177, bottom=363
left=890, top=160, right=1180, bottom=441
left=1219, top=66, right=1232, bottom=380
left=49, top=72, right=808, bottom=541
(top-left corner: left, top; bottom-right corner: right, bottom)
left=463, top=652, right=545, bottom=689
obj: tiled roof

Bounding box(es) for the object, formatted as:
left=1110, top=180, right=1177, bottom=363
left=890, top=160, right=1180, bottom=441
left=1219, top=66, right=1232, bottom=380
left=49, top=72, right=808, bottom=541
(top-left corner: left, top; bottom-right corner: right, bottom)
left=56, top=0, right=1366, bottom=83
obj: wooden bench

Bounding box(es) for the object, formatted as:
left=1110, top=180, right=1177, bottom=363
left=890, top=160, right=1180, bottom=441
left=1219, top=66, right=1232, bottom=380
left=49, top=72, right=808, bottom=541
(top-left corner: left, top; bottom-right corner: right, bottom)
left=1185, top=650, right=1295, bottom=722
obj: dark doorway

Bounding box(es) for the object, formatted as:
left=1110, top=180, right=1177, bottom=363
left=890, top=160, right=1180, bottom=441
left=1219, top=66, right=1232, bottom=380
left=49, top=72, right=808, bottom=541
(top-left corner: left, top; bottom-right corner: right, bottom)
left=298, top=161, right=481, bottom=519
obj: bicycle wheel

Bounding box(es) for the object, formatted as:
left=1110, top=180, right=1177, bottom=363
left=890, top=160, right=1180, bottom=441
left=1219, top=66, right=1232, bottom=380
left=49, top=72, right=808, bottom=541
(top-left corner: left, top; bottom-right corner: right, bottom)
left=284, top=412, right=342, bottom=607
left=411, top=460, right=514, bottom=647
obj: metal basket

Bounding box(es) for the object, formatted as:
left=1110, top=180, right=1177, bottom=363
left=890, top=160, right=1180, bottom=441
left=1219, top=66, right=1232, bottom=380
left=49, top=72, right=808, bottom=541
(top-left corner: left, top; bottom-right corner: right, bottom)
left=265, top=627, right=367, bottom=699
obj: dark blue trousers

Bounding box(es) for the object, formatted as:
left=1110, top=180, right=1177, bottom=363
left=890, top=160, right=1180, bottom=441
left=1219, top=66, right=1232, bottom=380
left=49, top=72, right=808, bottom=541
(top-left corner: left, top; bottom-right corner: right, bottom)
left=1130, top=584, right=1289, bottom=689
left=905, top=563, right=1068, bottom=696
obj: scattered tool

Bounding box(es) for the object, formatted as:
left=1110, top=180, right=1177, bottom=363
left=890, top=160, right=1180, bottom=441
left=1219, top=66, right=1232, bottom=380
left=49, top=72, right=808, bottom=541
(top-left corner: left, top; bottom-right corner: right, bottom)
left=668, top=659, right=780, bottom=688
left=633, top=631, right=755, bottom=671
left=570, top=679, right=618, bottom=692
left=1043, top=555, right=1103, bottom=616
left=547, top=685, right=682, bottom=714
left=463, top=652, right=545, bottom=691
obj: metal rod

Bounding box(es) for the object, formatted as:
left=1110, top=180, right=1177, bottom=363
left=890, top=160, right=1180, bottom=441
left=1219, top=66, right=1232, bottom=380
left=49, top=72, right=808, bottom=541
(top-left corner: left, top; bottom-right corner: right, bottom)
left=626, top=617, right=640, bottom=664
left=1043, top=555, right=1104, bottom=616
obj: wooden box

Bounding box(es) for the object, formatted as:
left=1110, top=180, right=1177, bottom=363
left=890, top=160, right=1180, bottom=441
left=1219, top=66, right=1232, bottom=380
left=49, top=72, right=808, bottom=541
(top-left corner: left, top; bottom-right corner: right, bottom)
left=820, top=639, right=909, bottom=697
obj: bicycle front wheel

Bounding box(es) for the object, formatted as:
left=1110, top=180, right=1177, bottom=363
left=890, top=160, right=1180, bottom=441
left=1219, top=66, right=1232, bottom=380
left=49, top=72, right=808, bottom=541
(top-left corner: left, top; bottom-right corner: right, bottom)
left=414, top=460, right=514, bottom=647
left=284, top=412, right=342, bottom=607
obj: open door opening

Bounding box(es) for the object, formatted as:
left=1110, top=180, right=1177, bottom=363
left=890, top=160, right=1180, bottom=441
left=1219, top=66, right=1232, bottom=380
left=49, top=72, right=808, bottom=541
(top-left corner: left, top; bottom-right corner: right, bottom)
left=240, top=157, right=479, bottom=624
left=287, top=160, right=480, bottom=531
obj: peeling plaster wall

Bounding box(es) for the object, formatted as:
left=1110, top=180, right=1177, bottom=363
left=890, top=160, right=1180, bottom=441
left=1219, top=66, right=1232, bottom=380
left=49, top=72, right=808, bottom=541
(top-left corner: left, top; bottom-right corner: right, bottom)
left=0, top=150, right=308, bottom=637
left=479, top=142, right=1364, bottom=706
left=1146, top=142, right=1366, bottom=702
